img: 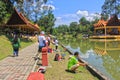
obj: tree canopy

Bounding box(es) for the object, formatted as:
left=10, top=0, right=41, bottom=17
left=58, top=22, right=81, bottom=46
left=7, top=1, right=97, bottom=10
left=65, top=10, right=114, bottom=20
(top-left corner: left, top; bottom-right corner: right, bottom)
left=101, top=0, right=120, bottom=20
left=53, top=16, right=99, bottom=36
left=37, top=11, right=56, bottom=34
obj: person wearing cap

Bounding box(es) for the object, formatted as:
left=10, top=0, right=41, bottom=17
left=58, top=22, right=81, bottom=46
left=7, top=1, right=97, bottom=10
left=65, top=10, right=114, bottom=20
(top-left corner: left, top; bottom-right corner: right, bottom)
left=38, top=31, right=46, bottom=52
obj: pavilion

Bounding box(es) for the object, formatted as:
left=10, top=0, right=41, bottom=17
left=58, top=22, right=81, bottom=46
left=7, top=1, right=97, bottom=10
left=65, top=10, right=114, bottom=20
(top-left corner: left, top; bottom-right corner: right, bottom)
left=90, top=15, right=120, bottom=39
left=1, top=8, right=40, bottom=35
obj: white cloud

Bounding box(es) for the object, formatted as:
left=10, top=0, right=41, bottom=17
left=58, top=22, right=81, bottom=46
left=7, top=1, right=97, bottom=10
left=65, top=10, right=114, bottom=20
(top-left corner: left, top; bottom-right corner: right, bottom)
left=76, top=10, right=101, bottom=21
left=76, top=10, right=89, bottom=17
left=56, top=17, right=62, bottom=20
left=55, top=14, right=79, bottom=27
left=86, top=13, right=101, bottom=21
left=55, top=10, right=101, bottom=27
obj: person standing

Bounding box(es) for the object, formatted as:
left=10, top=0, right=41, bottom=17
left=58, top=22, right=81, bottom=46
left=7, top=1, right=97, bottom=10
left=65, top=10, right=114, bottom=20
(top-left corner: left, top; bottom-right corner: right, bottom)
left=47, top=36, right=51, bottom=46
left=54, top=38, right=59, bottom=50
left=38, top=31, right=46, bottom=52
left=12, top=35, right=20, bottom=57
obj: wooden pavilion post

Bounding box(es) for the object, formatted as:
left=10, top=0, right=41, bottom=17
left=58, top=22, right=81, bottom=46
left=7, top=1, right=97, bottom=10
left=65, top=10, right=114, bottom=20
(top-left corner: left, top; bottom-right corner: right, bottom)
left=103, top=39, right=107, bottom=55
left=104, top=24, right=107, bottom=38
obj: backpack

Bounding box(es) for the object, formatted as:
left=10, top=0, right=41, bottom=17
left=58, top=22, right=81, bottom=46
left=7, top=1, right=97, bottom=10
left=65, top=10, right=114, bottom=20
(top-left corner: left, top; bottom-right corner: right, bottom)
left=13, top=43, right=19, bottom=48
left=12, top=37, right=19, bottom=48
left=54, top=53, right=61, bottom=61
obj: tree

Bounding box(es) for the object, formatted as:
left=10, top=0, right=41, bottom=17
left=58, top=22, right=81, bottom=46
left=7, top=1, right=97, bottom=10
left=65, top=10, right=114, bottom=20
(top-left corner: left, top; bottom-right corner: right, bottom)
left=14, top=0, right=48, bottom=22
left=0, top=1, right=7, bottom=24
left=0, top=0, right=15, bottom=24
left=69, top=22, right=78, bottom=32
left=101, top=0, right=120, bottom=19
left=79, top=17, right=90, bottom=26
left=37, top=11, right=56, bottom=34
left=69, top=22, right=79, bottom=37
left=78, top=17, right=92, bottom=34
left=56, top=25, right=69, bottom=33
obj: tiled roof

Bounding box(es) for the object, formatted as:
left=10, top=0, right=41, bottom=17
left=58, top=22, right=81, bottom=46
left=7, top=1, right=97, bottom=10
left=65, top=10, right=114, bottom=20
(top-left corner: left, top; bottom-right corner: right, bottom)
left=94, top=19, right=107, bottom=28
left=106, top=15, right=120, bottom=26
left=94, top=15, right=120, bottom=28
left=6, top=8, right=40, bottom=31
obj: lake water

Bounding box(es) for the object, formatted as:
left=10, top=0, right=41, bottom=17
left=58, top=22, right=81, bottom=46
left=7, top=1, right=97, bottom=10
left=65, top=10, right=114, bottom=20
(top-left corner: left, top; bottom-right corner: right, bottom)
left=60, top=38, right=120, bottom=80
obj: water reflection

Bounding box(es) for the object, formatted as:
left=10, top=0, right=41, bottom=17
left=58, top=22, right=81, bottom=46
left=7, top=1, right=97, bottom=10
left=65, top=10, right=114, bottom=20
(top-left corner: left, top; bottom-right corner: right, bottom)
left=60, top=38, right=120, bottom=80
left=90, top=39, right=120, bottom=80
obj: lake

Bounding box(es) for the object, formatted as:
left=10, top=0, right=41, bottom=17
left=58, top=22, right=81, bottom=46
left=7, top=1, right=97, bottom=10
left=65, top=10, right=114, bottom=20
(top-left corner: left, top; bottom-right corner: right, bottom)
left=60, top=38, right=120, bottom=80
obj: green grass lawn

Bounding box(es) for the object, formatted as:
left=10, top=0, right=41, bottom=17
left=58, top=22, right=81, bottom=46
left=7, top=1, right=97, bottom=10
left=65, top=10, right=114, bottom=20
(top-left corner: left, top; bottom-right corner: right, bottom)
left=0, top=35, right=36, bottom=60
left=44, top=44, right=98, bottom=80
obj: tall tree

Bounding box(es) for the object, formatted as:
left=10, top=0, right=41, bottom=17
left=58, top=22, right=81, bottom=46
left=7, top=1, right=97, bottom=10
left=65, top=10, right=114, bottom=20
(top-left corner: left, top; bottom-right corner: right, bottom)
left=0, top=0, right=48, bottom=24
left=0, top=1, right=7, bottom=24
left=101, top=0, right=120, bottom=19
left=37, top=11, right=56, bottom=34
left=69, top=22, right=78, bottom=32
left=56, top=25, right=69, bottom=33
left=0, top=0, right=15, bottom=24
left=16, top=0, right=48, bottom=22
left=79, top=17, right=90, bottom=26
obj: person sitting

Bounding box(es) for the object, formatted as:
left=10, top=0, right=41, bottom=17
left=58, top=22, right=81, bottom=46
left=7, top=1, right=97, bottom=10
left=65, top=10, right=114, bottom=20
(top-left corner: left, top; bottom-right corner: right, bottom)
left=54, top=53, right=61, bottom=61
left=67, top=52, right=87, bottom=73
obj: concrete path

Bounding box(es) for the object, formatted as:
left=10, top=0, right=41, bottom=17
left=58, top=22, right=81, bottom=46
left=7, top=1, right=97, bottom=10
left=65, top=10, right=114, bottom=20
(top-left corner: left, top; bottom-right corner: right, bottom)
left=0, top=43, right=38, bottom=80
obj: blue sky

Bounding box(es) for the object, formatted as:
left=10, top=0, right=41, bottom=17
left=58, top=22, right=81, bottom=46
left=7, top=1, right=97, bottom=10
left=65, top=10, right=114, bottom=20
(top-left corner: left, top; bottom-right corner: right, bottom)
left=46, top=0, right=105, bottom=27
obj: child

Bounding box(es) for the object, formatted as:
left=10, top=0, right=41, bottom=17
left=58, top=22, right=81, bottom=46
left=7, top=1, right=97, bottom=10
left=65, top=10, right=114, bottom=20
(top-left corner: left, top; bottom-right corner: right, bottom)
left=54, top=38, right=58, bottom=50
left=12, top=35, right=20, bottom=56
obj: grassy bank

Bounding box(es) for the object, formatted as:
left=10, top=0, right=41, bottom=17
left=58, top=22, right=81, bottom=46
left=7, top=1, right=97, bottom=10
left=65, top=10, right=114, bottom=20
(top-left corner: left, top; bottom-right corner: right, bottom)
left=0, top=35, right=36, bottom=60
left=44, top=44, right=98, bottom=80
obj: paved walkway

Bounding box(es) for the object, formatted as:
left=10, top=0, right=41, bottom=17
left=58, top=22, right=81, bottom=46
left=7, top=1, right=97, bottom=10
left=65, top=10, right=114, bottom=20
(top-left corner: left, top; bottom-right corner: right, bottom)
left=0, top=43, right=38, bottom=80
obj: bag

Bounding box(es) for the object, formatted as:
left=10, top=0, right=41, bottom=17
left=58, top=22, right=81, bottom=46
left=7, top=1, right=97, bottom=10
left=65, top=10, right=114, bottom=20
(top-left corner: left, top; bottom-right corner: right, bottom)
left=38, top=66, right=46, bottom=73
left=13, top=43, right=19, bottom=48
left=12, top=39, right=19, bottom=48
left=54, top=53, right=60, bottom=61
left=43, top=40, right=46, bottom=47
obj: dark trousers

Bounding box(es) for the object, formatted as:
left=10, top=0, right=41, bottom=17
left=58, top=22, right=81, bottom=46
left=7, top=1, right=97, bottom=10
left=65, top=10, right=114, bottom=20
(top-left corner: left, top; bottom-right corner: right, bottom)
left=55, top=46, right=58, bottom=50
left=13, top=48, right=19, bottom=56
left=38, top=46, right=44, bottom=52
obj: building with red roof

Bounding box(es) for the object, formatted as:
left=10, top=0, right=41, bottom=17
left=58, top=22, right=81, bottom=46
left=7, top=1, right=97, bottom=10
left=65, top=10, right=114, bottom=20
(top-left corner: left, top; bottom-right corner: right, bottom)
left=3, top=8, right=40, bottom=34
left=91, top=15, right=120, bottom=39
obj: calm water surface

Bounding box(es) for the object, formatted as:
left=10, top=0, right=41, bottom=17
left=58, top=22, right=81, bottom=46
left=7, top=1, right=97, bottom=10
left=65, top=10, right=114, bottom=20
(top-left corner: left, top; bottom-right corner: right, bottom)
left=60, top=38, right=120, bottom=80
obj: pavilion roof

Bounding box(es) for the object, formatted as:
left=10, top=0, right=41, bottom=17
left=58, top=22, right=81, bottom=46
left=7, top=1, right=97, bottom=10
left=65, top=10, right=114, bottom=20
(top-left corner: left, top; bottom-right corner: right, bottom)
left=93, top=19, right=107, bottom=28
left=6, top=8, right=40, bottom=31
left=94, top=15, right=120, bottom=28
left=106, top=15, right=120, bottom=26
left=7, top=9, right=27, bottom=25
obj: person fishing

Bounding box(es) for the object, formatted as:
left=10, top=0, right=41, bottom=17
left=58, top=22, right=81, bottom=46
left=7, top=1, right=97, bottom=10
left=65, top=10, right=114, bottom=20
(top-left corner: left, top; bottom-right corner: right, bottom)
left=67, top=52, right=87, bottom=73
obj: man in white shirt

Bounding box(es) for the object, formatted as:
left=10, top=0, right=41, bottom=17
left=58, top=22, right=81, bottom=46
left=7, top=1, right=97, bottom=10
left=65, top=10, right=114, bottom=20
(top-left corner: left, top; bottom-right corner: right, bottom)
left=38, top=31, right=46, bottom=52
